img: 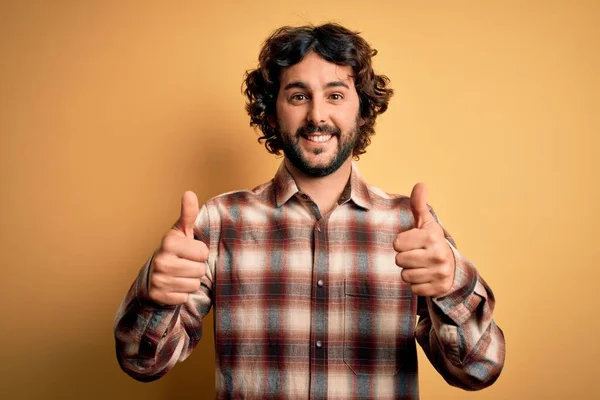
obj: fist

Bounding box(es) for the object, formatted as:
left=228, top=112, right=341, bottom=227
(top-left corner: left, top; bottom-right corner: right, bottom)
left=393, top=183, right=455, bottom=298
left=149, top=191, right=209, bottom=306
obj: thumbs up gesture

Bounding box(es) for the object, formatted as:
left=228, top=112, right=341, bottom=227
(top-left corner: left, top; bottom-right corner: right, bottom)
left=393, top=183, right=455, bottom=298
left=148, top=191, right=209, bottom=306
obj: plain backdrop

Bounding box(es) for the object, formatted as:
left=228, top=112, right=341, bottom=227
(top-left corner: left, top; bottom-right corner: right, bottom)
left=1, top=1, right=598, bottom=399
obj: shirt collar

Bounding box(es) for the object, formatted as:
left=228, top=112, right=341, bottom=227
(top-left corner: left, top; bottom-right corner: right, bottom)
left=273, top=161, right=372, bottom=210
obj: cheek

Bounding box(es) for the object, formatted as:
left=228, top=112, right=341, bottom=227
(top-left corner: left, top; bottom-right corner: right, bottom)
left=332, top=113, right=360, bottom=132
left=277, top=105, right=306, bottom=130
left=332, top=100, right=361, bottom=126
left=274, top=97, right=285, bottom=119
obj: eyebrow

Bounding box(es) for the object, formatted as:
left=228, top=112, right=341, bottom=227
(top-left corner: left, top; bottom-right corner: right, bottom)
left=282, top=81, right=350, bottom=91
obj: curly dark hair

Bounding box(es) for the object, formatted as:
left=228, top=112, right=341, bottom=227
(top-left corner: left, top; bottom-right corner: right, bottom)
left=243, top=23, right=394, bottom=158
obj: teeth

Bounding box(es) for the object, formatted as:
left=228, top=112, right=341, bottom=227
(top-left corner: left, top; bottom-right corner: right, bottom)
left=306, top=134, right=332, bottom=143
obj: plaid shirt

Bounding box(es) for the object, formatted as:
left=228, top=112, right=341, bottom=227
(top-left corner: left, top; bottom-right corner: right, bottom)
left=114, top=162, right=505, bottom=399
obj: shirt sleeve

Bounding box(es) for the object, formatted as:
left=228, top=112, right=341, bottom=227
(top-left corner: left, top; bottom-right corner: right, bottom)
left=113, top=203, right=217, bottom=382
left=415, top=206, right=506, bottom=390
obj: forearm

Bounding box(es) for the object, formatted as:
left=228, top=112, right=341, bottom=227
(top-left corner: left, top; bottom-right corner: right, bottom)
left=113, top=257, right=208, bottom=382
left=114, top=294, right=188, bottom=382
left=416, top=299, right=505, bottom=390
left=416, top=245, right=505, bottom=390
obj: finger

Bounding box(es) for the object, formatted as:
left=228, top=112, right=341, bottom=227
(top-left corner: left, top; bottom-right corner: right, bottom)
left=393, top=229, right=430, bottom=252
left=152, top=252, right=206, bottom=278
left=400, top=268, right=432, bottom=285
left=150, top=291, right=189, bottom=306
left=165, top=257, right=207, bottom=278
left=395, top=249, right=428, bottom=269
left=408, top=282, right=436, bottom=297
left=162, top=233, right=209, bottom=262
left=410, top=183, right=433, bottom=229
left=176, top=191, right=199, bottom=237
left=166, top=277, right=203, bottom=294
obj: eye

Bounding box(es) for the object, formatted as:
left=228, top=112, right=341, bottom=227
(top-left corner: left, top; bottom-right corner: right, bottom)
left=290, top=93, right=309, bottom=102
left=329, top=93, right=343, bottom=101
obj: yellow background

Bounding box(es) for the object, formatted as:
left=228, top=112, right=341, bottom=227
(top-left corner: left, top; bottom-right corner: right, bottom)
left=1, top=1, right=598, bottom=399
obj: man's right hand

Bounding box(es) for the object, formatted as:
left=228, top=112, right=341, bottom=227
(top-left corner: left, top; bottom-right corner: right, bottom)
left=148, top=191, right=208, bottom=306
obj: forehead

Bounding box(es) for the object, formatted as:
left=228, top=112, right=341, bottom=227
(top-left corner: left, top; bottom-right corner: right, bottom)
left=279, top=52, right=355, bottom=88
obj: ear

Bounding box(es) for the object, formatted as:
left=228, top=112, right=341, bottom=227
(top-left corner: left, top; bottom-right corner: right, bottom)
left=267, top=114, right=276, bottom=129
left=359, top=117, right=366, bottom=126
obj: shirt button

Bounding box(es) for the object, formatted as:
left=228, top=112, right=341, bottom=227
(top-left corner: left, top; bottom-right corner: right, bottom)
left=317, top=279, right=324, bottom=288
left=316, top=340, right=323, bottom=348
left=317, top=225, right=321, bottom=232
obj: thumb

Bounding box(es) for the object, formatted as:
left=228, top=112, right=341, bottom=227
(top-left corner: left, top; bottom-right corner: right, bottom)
left=410, top=182, right=432, bottom=228
left=176, top=191, right=199, bottom=238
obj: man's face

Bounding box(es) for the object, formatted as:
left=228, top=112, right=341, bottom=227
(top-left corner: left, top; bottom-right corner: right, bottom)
left=274, top=52, right=362, bottom=177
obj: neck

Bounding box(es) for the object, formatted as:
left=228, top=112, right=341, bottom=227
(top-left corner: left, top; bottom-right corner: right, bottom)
left=285, top=158, right=353, bottom=216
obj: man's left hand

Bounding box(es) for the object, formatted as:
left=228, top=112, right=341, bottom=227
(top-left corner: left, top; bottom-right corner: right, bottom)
left=393, top=183, right=455, bottom=297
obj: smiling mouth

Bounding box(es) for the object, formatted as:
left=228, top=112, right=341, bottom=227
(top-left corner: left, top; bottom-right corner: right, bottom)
left=303, top=134, right=334, bottom=143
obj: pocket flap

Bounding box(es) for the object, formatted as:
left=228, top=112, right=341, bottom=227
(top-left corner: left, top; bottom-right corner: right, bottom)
left=344, top=279, right=412, bottom=299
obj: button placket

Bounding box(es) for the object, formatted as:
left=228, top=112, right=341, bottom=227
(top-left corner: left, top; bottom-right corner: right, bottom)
left=309, top=215, right=328, bottom=395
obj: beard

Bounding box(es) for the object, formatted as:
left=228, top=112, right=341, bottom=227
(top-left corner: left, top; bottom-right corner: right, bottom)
left=278, top=118, right=361, bottom=178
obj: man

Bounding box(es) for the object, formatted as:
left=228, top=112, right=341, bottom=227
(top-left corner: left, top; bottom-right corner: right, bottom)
left=114, top=23, right=505, bottom=399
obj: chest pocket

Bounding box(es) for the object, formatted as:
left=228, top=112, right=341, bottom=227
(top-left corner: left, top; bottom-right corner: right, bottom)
left=343, top=279, right=415, bottom=376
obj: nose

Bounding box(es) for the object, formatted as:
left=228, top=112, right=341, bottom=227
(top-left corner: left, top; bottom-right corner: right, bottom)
left=307, top=97, right=326, bottom=124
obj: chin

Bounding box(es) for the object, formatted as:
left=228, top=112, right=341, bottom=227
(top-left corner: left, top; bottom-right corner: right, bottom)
left=304, top=159, right=337, bottom=171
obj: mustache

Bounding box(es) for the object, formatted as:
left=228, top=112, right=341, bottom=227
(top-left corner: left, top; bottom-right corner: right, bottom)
left=296, top=123, right=341, bottom=136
